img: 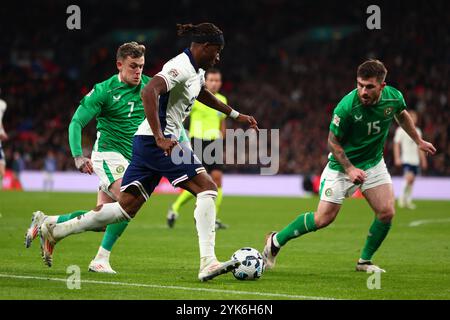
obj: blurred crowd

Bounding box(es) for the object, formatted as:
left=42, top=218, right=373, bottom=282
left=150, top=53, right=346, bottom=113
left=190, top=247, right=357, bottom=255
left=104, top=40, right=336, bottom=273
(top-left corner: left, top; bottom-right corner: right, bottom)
left=0, top=0, right=448, bottom=176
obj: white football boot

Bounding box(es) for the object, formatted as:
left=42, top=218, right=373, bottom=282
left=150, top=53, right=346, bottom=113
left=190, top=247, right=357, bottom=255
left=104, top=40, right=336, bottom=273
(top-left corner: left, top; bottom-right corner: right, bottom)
left=39, top=222, right=57, bottom=267
left=356, top=261, right=386, bottom=273
left=262, top=231, right=280, bottom=270
left=25, top=211, right=47, bottom=248
left=198, top=257, right=240, bottom=282
left=88, top=259, right=117, bottom=274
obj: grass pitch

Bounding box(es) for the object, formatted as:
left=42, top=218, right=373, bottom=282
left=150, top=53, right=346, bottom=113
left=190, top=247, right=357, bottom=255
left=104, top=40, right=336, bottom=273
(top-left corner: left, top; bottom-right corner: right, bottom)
left=0, top=191, right=449, bottom=300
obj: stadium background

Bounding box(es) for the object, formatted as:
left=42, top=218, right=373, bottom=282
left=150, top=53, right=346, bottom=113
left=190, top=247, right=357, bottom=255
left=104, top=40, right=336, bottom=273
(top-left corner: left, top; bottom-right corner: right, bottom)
left=0, top=0, right=448, bottom=184
left=0, top=0, right=450, bottom=302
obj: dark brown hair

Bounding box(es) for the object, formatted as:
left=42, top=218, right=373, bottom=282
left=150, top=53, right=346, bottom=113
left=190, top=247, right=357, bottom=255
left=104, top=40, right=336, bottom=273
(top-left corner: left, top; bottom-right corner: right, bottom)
left=357, top=59, right=388, bottom=83
left=176, top=23, right=223, bottom=38
left=116, top=42, right=146, bottom=61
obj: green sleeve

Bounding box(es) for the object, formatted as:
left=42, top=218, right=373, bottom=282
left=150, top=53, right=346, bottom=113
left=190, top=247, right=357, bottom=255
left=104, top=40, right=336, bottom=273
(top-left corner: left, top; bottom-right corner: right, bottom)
left=329, top=102, right=351, bottom=139
left=68, top=85, right=104, bottom=157
left=395, top=90, right=407, bottom=114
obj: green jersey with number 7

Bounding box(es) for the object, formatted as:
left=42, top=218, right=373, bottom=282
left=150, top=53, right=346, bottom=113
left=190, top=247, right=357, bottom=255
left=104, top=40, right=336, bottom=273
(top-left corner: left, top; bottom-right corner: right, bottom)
left=69, top=74, right=151, bottom=161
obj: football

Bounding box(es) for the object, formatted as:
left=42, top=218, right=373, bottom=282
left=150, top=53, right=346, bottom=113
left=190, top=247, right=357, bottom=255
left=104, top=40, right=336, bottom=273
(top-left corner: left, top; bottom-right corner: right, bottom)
left=231, top=247, right=265, bottom=280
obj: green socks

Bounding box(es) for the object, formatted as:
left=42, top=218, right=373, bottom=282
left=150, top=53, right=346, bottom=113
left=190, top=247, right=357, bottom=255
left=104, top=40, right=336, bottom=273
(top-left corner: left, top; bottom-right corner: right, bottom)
left=172, top=190, right=195, bottom=213
left=360, top=218, right=392, bottom=261
left=101, top=221, right=129, bottom=251
left=273, top=212, right=390, bottom=261
left=275, top=212, right=317, bottom=246
left=56, top=210, right=87, bottom=223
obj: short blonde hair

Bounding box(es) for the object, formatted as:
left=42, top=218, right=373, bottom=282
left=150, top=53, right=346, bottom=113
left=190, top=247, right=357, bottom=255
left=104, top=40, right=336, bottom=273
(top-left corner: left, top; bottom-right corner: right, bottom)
left=116, top=42, right=146, bottom=60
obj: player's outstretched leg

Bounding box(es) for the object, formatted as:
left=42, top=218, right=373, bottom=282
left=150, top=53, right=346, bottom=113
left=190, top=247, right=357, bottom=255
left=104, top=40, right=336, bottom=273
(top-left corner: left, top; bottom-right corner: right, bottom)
left=180, top=173, right=240, bottom=281
left=263, top=200, right=340, bottom=269
left=39, top=201, right=133, bottom=267
left=25, top=210, right=87, bottom=248
left=357, top=184, right=395, bottom=273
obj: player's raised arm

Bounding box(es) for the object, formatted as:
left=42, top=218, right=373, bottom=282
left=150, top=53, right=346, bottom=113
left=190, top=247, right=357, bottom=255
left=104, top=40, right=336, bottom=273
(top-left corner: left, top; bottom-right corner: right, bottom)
left=197, top=87, right=258, bottom=131
left=395, top=110, right=436, bottom=155
left=141, top=76, right=177, bottom=155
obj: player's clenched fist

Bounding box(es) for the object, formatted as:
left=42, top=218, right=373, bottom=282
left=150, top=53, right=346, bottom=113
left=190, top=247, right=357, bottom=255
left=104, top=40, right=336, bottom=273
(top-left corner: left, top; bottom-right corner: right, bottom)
left=74, top=156, right=94, bottom=175
left=156, top=137, right=178, bottom=156
left=346, top=166, right=367, bottom=184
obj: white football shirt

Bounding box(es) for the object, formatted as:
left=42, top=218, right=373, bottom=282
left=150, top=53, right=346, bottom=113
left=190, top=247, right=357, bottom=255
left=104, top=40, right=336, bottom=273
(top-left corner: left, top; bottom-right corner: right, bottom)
left=136, top=49, right=205, bottom=139
left=394, top=126, right=422, bottom=165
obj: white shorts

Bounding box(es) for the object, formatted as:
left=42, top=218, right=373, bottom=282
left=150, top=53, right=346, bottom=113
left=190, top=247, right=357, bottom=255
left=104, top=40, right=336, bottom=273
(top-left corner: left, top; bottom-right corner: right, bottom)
left=319, top=159, right=392, bottom=204
left=91, top=151, right=129, bottom=200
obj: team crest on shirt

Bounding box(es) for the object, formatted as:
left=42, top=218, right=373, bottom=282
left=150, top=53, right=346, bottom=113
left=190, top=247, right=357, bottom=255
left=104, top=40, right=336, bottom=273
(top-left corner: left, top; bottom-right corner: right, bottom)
left=168, top=68, right=179, bottom=78
left=384, top=106, right=394, bottom=117
left=116, top=165, right=125, bottom=174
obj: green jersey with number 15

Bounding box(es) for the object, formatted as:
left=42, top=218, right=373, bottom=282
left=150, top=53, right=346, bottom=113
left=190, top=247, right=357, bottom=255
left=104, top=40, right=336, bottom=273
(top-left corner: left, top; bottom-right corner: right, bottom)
left=328, top=85, right=407, bottom=172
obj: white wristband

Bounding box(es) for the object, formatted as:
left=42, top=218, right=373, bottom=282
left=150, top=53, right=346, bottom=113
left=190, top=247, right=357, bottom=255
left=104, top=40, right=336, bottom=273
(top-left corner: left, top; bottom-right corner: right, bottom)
left=229, top=109, right=240, bottom=119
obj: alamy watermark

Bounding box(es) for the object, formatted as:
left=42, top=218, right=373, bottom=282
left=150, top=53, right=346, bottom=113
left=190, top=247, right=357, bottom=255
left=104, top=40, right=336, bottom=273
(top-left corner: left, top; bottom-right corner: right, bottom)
left=366, top=5, right=381, bottom=30
left=366, top=270, right=382, bottom=290
left=171, top=128, right=279, bottom=175
left=66, top=5, right=81, bottom=30
left=66, top=265, right=81, bottom=289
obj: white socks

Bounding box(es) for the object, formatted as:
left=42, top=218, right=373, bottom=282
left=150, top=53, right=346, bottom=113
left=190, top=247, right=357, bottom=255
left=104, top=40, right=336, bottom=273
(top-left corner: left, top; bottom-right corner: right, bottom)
left=194, top=190, right=218, bottom=263
left=45, top=215, right=59, bottom=224
left=53, top=202, right=130, bottom=240
left=94, top=246, right=111, bottom=262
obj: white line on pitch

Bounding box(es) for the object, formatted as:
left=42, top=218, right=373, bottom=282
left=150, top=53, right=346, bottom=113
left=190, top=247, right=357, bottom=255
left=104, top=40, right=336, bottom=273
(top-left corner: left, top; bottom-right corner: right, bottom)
left=0, top=273, right=338, bottom=300
left=408, top=218, right=450, bottom=227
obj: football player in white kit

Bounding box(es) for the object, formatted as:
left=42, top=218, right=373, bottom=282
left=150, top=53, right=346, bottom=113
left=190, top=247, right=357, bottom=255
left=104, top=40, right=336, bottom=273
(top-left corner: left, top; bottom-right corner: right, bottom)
left=38, top=22, right=259, bottom=282
left=394, top=110, right=427, bottom=209
left=0, top=92, right=8, bottom=189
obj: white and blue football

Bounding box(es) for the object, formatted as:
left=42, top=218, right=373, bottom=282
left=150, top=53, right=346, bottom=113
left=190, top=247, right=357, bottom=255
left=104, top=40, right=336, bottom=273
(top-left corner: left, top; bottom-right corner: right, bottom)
left=231, top=247, right=265, bottom=280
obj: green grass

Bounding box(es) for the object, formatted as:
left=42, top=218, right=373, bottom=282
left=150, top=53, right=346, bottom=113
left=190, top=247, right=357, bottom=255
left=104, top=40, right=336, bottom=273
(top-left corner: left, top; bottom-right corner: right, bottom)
left=0, top=191, right=449, bottom=300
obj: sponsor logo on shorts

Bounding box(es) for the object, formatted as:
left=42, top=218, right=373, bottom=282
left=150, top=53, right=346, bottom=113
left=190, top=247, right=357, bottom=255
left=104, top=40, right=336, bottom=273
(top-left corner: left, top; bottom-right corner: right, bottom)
left=116, top=165, right=125, bottom=174
left=325, top=188, right=333, bottom=197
